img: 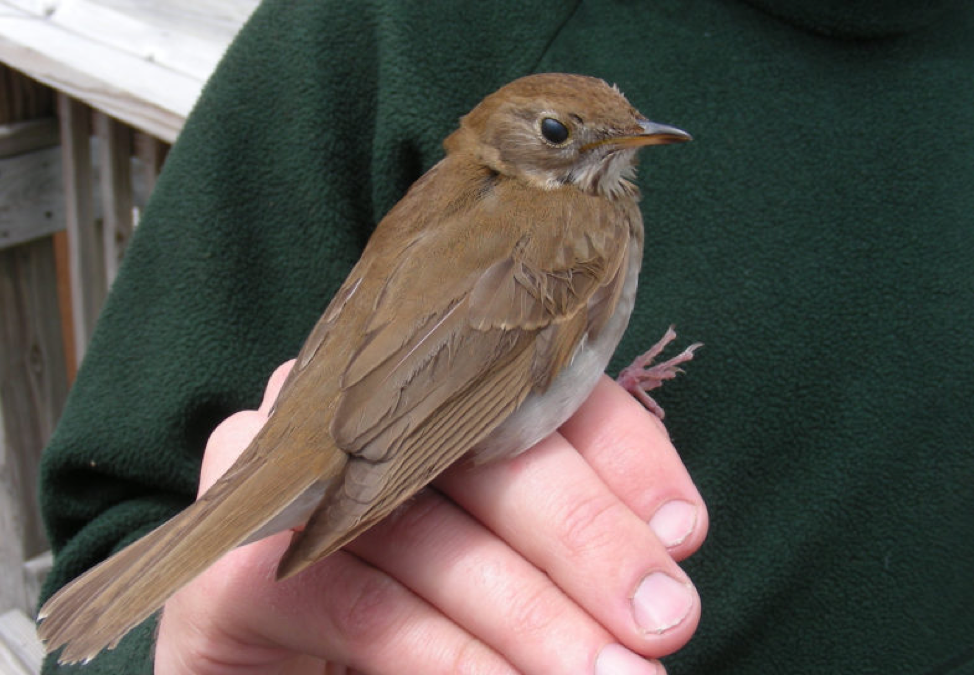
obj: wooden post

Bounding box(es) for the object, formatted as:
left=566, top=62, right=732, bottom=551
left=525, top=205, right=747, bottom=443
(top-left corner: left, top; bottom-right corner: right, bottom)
left=0, top=66, right=64, bottom=621
left=0, top=609, right=44, bottom=675
left=57, top=93, right=104, bottom=363
left=134, top=130, right=168, bottom=201
left=94, top=112, right=133, bottom=285
left=0, top=238, right=67, bottom=612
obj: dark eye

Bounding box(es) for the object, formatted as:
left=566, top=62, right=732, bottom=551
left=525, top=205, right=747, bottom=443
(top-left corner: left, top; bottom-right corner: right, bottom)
left=540, top=117, right=570, bottom=144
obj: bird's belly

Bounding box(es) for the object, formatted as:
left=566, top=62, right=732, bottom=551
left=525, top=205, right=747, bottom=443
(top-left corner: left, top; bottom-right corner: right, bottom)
left=471, top=250, right=640, bottom=464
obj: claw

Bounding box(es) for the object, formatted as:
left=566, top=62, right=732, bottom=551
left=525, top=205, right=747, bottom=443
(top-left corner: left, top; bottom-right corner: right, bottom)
left=617, top=326, right=701, bottom=419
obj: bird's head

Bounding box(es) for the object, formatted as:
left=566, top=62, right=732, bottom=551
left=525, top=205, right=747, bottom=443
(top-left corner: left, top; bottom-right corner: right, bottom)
left=445, top=73, right=690, bottom=200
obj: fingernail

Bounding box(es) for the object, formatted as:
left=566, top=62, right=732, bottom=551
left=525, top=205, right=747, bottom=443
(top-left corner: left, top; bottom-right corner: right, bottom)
left=595, top=643, right=662, bottom=675
left=632, top=572, right=694, bottom=634
left=649, top=500, right=698, bottom=548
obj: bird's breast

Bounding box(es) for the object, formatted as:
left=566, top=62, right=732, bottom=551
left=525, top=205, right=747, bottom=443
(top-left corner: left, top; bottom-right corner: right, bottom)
left=470, top=234, right=643, bottom=464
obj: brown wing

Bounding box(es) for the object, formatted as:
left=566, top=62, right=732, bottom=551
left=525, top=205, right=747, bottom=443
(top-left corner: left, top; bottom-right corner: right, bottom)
left=36, top=422, right=346, bottom=663
left=276, top=165, right=633, bottom=577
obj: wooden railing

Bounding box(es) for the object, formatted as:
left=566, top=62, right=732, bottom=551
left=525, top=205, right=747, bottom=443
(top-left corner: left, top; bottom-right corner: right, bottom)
left=0, top=1, right=257, bottom=669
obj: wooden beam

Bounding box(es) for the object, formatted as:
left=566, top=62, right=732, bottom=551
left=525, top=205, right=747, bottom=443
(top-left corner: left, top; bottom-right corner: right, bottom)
left=0, top=237, right=66, bottom=615
left=0, top=119, right=63, bottom=256
left=0, top=63, right=63, bottom=624
left=0, top=117, right=58, bottom=156
left=0, top=61, right=55, bottom=121
left=0, top=4, right=199, bottom=142
left=41, top=0, right=235, bottom=82
left=134, top=130, right=167, bottom=199
left=57, top=93, right=103, bottom=362
left=0, top=145, right=63, bottom=250
left=94, top=111, right=132, bottom=284
left=0, top=609, right=44, bottom=675
left=23, top=551, right=51, bottom=618
left=52, top=230, right=75, bottom=383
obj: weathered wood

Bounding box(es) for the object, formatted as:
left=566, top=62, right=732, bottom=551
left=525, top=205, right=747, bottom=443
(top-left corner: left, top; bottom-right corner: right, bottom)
left=2, top=0, right=56, bottom=15
left=23, top=551, right=51, bottom=616
left=0, top=62, right=54, bottom=122
left=134, top=130, right=167, bottom=200
left=57, top=93, right=103, bottom=362
left=0, top=609, right=44, bottom=675
left=47, top=0, right=237, bottom=81
left=0, top=3, right=198, bottom=142
left=0, top=409, right=30, bottom=617
left=0, top=0, right=253, bottom=643
left=0, top=146, right=63, bottom=250
left=0, top=236, right=67, bottom=616
left=0, top=116, right=64, bottom=253
left=94, top=112, right=132, bottom=284
left=52, top=231, right=75, bottom=382
left=94, top=0, right=259, bottom=39
left=0, top=59, right=62, bottom=627
left=0, top=0, right=258, bottom=142
left=0, top=118, right=58, bottom=157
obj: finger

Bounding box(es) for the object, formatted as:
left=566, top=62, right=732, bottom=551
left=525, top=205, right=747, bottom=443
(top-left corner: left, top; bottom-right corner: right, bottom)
left=168, top=356, right=516, bottom=675
left=560, top=375, right=709, bottom=560
left=349, top=488, right=665, bottom=675
left=198, top=360, right=297, bottom=495
left=198, top=411, right=268, bottom=495
left=259, top=359, right=297, bottom=414
left=160, top=532, right=516, bottom=675
left=436, top=431, right=700, bottom=659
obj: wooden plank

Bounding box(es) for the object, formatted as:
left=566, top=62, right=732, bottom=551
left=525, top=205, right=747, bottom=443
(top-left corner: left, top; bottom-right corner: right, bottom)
left=49, top=0, right=231, bottom=81
left=0, top=237, right=66, bottom=617
left=0, top=117, right=58, bottom=156
left=0, top=609, right=44, bottom=675
left=2, top=0, right=57, bottom=15
left=0, top=146, right=63, bottom=249
left=134, top=130, right=167, bottom=201
left=94, top=0, right=259, bottom=39
left=0, top=60, right=61, bottom=630
left=0, top=407, right=30, bottom=618
left=57, top=93, right=103, bottom=361
left=94, top=111, right=132, bottom=284
left=0, top=62, right=55, bottom=122
left=0, top=3, right=200, bottom=142
left=23, top=551, right=51, bottom=617
left=0, top=116, right=64, bottom=251
left=52, top=230, right=75, bottom=382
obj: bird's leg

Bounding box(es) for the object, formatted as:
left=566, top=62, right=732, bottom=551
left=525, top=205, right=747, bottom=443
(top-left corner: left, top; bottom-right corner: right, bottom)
left=616, top=326, right=702, bottom=419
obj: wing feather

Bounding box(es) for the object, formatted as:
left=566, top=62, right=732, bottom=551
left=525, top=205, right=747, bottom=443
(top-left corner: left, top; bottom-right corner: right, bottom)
left=277, top=165, right=635, bottom=577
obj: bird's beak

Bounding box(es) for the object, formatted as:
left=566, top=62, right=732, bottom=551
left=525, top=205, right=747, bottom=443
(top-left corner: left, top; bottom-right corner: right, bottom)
left=582, top=119, right=692, bottom=152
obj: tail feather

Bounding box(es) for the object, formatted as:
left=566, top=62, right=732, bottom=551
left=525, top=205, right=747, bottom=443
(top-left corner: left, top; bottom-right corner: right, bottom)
left=37, top=442, right=345, bottom=664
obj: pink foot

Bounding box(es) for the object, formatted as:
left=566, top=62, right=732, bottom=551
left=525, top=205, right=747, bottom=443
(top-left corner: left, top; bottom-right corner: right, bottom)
left=616, top=326, right=702, bottom=419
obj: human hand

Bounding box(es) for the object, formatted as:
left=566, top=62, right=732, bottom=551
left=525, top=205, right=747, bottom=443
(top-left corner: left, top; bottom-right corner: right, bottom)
left=155, top=362, right=707, bottom=674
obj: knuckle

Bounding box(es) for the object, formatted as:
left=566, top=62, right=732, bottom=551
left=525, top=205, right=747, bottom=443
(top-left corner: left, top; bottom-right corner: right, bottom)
left=502, top=581, right=562, bottom=639
left=210, top=409, right=260, bottom=435
left=378, top=489, right=448, bottom=545
left=556, top=491, right=629, bottom=560
left=326, top=568, right=406, bottom=647
left=449, top=639, right=504, bottom=675
left=206, top=410, right=265, bottom=450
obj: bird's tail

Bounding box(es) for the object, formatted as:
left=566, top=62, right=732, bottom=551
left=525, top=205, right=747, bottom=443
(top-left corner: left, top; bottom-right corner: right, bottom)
left=37, top=436, right=346, bottom=664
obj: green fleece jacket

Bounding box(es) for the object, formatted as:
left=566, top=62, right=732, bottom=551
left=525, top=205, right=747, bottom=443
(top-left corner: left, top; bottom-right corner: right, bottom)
left=40, top=0, right=974, bottom=673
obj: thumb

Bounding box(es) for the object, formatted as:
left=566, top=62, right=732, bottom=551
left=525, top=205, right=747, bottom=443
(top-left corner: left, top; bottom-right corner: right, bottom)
left=198, top=360, right=297, bottom=495
left=258, top=359, right=297, bottom=414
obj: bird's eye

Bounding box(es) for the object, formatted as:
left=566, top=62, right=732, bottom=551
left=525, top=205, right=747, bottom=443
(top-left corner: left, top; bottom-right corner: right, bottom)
left=540, top=117, right=570, bottom=145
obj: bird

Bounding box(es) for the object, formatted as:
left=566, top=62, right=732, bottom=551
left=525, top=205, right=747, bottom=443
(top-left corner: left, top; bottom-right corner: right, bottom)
left=37, top=72, right=697, bottom=664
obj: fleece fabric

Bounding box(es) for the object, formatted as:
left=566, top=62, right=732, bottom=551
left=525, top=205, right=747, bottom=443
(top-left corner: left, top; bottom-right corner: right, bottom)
left=39, top=0, right=974, bottom=673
